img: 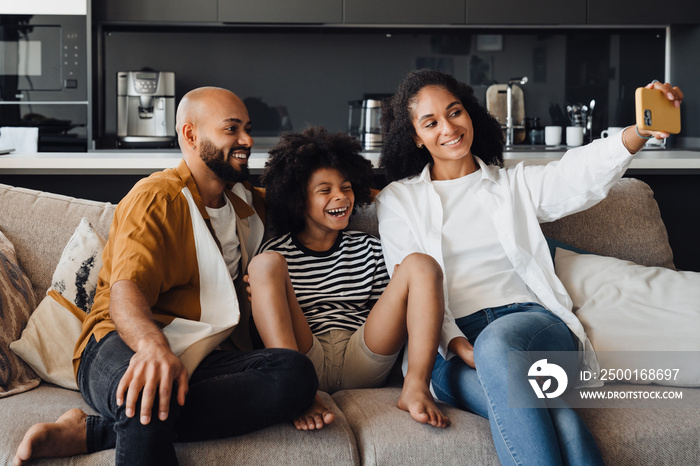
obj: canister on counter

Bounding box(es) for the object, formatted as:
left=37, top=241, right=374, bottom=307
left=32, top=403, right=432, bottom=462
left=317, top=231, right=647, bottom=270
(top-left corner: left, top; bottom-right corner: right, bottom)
left=529, top=117, right=544, bottom=145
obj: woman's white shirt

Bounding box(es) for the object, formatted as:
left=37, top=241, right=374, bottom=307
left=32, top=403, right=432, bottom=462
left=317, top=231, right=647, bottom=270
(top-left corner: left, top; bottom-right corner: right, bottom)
left=432, top=171, right=535, bottom=318
left=375, top=131, right=636, bottom=381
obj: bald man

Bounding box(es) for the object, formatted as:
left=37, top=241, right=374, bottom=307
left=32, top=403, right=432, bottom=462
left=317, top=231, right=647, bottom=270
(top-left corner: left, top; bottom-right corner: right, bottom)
left=14, top=88, right=318, bottom=466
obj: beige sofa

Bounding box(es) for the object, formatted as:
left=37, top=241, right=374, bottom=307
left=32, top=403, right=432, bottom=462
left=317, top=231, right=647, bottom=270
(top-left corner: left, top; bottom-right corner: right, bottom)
left=1, top=178, right=699, bottom=466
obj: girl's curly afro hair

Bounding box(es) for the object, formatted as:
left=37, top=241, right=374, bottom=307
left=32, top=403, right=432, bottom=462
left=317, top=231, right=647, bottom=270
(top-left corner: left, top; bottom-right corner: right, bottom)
left=261, top=126, right=374, bottom=236
left=380, top=69, right=504, bottom=182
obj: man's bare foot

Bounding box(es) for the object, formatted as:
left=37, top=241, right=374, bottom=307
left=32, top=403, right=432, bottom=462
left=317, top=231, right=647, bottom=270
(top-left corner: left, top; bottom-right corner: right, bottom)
left=294, top=392, right=336, bottom=431
left=13, top=408, right=88, bottom=466
left=398, top=377, right=450, bottom=428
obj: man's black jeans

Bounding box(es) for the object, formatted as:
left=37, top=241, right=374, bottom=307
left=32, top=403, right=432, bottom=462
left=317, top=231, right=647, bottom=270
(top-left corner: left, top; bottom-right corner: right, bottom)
left=78, top=332, right=317, bottom=465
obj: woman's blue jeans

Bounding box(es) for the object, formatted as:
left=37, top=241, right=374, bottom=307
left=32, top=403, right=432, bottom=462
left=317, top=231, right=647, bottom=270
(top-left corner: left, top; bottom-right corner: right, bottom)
left=77, top=331, right=317, bottom=466
left=431, top=303, right=604, bottom=466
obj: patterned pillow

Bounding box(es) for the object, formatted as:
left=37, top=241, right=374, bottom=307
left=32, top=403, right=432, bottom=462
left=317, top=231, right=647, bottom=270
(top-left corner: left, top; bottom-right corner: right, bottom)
left=10, top=218, right=106, bottom=390
left=0, top=230, right=40, bottom=397
left=50, top=217, right=107, bottom=313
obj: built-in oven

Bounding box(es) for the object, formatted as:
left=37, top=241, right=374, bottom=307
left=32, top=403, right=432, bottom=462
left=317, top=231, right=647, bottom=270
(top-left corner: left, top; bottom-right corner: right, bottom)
left=0, top=0, right=90, bottom=151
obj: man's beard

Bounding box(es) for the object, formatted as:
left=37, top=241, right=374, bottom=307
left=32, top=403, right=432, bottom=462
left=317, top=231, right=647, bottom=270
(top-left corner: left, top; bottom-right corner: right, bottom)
left=199, top=138, right=249, bottom=183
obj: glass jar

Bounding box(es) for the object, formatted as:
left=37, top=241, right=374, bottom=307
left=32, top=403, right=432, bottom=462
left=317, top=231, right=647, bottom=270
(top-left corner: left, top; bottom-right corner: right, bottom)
left=530, top=117, right=544, bottom=145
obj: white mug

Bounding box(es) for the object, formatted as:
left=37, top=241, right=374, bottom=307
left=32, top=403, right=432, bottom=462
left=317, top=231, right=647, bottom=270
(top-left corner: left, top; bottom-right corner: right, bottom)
left=566, top=126, right=584, bottom=147
left=544, top=126, right=562, bottom=146
left=645, top=137, right=666, bottom=148
left=601, top=127, right=624, bottom=138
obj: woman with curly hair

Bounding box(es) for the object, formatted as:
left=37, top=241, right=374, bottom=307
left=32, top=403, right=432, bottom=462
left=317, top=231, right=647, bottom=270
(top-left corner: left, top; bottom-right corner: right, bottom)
left=376, top=69, right=683, bottom=465
left=245, top=126, right=449, bottom=431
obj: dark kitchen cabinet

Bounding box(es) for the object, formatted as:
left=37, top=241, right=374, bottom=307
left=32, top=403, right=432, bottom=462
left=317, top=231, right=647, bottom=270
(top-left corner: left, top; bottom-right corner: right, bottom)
left=588, top=0, right=700, bottom=25
left=344, top=0, right=465, bottom=24
left=218, top=0, right=342, bottom=23
left=467, top=0, right=586, bottom=24
left=94, top=0, right=217, bottom=23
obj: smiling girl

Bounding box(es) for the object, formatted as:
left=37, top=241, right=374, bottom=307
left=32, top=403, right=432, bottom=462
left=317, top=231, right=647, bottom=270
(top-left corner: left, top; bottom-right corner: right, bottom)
left=246, top=126, right=449, bottom=431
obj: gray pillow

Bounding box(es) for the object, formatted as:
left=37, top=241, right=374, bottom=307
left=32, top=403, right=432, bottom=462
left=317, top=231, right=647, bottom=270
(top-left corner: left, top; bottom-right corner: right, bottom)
left=541, top=178, right=675, bottom=269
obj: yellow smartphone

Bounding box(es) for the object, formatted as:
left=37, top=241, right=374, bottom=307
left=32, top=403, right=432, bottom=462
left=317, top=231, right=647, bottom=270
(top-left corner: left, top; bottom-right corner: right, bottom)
left=635, top=87, right=681, bottom=134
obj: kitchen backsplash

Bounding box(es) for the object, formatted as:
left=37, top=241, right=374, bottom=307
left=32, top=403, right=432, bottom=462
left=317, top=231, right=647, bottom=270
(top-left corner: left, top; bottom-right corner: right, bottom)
left=95, top=26, right=665, bottom=148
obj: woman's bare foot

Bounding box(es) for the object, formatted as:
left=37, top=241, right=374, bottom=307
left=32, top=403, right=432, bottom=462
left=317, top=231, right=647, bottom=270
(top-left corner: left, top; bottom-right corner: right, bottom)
left=294, top=392, right=336, bottom=431
left=13, top=408, right=88, bottom=465
left=398, top=377, right=450, bottom=428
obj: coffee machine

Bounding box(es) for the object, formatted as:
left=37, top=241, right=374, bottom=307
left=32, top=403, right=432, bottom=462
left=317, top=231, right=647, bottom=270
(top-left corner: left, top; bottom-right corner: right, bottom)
left=117, top=71, right=176, bottom=148
left=348, top=94, right=391, bottom=151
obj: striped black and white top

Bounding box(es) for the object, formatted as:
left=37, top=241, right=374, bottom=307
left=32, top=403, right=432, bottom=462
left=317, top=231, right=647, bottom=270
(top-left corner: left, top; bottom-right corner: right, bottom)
left=260, top=231, right=390, bottom=334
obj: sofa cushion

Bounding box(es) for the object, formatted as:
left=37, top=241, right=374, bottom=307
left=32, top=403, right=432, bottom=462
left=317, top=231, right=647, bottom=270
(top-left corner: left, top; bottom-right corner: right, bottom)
left=0, top=230, right=41, bottom=398
left=0, top=184, right=115, bottom=303
left=333, top=386, right=700, bottom=466
left=541, top=178, right=674, bottom=269
left=576, top=385, right=700, bottom=465
left=175, top=391, right=360, bottom=465
left=0, top=384, right=113, bottom=465
left=0, top=386, right=359, bottom=466
left=333, top=387, right=499, bottom=466
left=556, top=248, right=700, bottom=386
left=11, top=219, right=107, bottom=390
left=348, top=204, right=379, bottom=238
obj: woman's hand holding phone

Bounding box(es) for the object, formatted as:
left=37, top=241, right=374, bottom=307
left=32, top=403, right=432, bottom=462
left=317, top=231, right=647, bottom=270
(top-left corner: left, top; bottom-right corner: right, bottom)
left=635, top=81, right=684, bottom=139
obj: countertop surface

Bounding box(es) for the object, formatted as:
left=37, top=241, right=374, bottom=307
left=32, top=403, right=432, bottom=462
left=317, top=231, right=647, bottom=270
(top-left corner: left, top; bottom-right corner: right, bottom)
left=1, top=147, right=700, bottom=175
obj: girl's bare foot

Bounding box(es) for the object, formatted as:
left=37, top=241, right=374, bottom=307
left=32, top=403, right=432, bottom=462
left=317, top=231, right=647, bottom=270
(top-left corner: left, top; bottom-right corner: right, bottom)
left=398, top=377, right=450, bottom=428
left=294, top=392, right=336, bottom=431
left=13, top=408, right=88, bottom=465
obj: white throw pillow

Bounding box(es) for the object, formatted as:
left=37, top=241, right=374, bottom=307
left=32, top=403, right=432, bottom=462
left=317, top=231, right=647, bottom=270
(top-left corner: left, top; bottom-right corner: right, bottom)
left=555, top=248, right=700, bottom=387
left=51, top=217, right=106, bottom=313
left=10, top=218, right=106, bottom=390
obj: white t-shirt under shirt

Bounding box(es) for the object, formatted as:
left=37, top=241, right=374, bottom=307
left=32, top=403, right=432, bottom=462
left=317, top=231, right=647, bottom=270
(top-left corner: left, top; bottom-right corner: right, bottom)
left=205, top=194, right=241, bottom=281
left=431, top=169, right=536, bottom=319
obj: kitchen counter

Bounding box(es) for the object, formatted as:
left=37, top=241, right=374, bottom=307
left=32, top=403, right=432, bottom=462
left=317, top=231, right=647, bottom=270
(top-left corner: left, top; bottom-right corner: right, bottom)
left=1, top=148, right=700, bottom=175
left=503, top=147, right=700, bottom=174
left=1, top=147, right=698, bottom=272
